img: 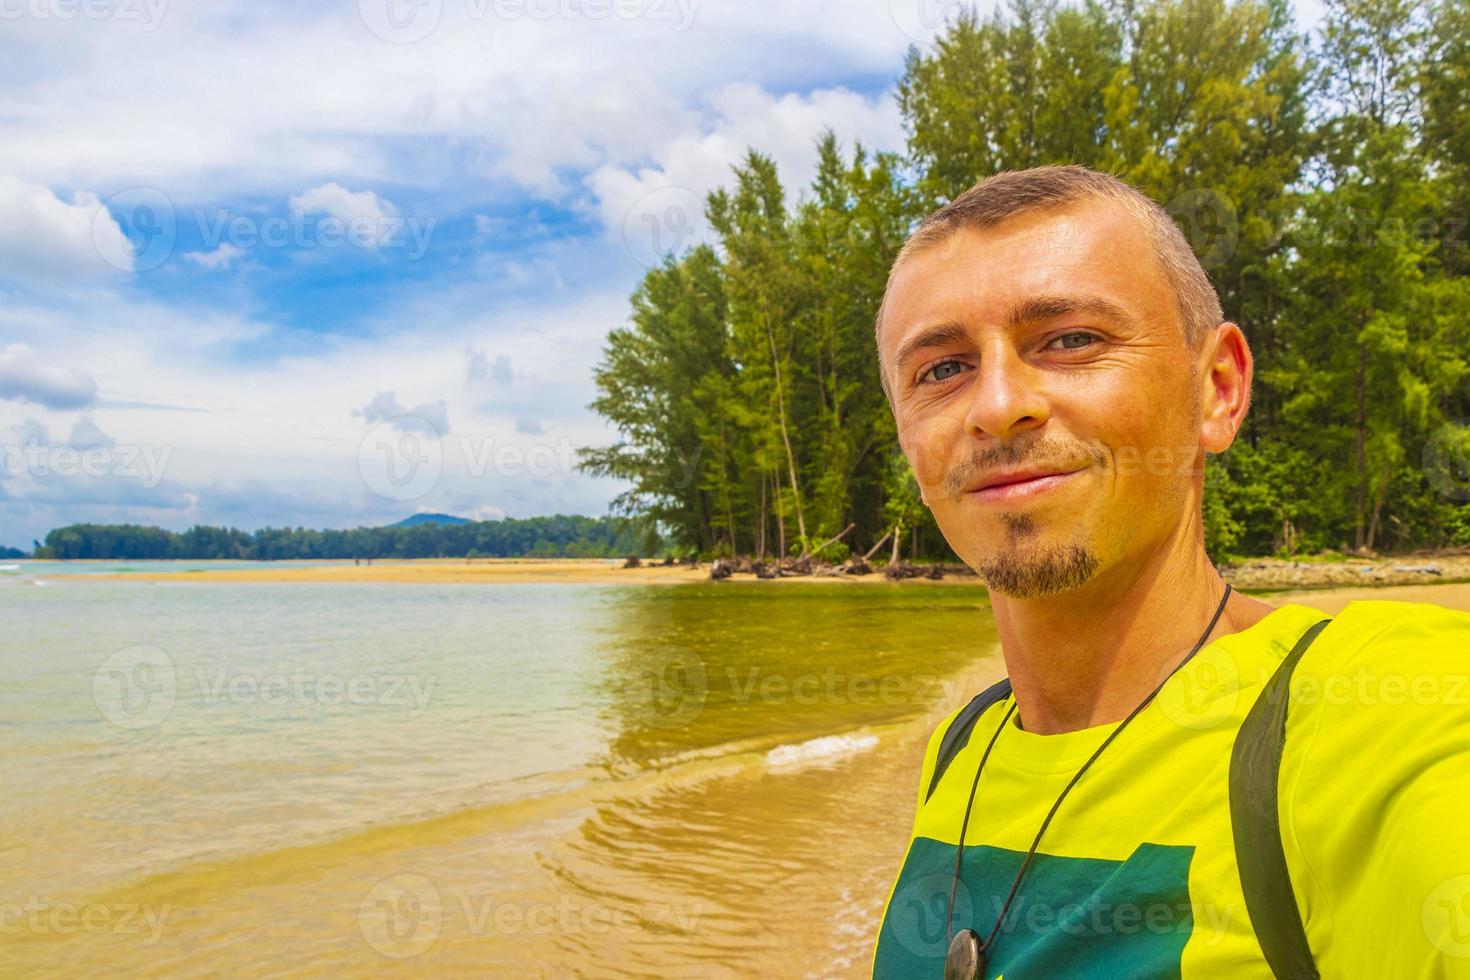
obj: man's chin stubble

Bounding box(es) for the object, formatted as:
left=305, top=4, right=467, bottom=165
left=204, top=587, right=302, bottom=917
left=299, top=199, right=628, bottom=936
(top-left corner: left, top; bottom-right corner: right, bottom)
left=969, top=512, right=1101, bottom=599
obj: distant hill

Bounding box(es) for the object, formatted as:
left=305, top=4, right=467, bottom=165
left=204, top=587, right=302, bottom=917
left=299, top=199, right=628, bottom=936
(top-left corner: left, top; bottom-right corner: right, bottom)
left=388, top=513, right=471, bottom=528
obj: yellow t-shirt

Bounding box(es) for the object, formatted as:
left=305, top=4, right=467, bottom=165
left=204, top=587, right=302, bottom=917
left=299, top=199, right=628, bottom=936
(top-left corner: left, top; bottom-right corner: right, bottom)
left=871, top=599, right=1470, bottom=978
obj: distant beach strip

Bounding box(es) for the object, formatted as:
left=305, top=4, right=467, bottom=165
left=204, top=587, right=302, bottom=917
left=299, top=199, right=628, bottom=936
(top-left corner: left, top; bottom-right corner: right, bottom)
left=31, top=553, right=1470, bottom=591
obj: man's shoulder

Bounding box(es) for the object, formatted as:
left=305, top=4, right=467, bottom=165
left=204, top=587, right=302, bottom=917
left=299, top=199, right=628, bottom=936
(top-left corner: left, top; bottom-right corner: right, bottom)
left=914, top=676, right=1013, bottom=808
left=1279, top=598, right=1470, bottom=957
left=1304, top=597, right=1470, bottom=676
left=922, top=677, right=1013, bottom=749
left=1282, top=598, right=1470, bottom=755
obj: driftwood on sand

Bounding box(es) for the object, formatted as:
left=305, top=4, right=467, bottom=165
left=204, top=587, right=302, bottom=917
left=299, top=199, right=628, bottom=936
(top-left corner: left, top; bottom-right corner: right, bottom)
left=699, top=551, right=1470, bottom=588
left=707, top=556, right=978, bottom=581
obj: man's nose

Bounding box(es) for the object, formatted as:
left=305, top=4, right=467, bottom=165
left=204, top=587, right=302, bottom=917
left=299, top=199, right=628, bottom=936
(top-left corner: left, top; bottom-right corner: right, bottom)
left=961, top=344, right=1049, bottom=443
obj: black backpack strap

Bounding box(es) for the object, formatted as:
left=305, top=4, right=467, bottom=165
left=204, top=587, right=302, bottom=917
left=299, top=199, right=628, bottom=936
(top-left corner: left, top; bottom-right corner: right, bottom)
left=1229, top=617, right=1332, bottom=980
left=924, top=677, right=1013, bottom=804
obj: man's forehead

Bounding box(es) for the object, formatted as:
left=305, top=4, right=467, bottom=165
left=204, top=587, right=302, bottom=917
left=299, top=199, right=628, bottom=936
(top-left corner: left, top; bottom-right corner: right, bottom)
left=879, top=199, right=1159, bottom=350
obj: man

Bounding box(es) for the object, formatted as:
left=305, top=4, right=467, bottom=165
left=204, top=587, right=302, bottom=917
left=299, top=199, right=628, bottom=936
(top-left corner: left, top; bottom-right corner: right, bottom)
left=870, top=165, right=1470, bottom=978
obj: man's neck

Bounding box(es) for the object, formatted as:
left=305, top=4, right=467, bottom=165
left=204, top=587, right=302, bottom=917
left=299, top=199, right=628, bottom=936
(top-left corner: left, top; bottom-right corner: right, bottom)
left=990, top=537, right=1276, bottom=736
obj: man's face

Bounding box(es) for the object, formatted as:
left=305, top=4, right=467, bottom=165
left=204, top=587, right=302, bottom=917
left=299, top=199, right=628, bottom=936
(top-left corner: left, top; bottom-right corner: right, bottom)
left=877, top=197, right=1207, bottom=599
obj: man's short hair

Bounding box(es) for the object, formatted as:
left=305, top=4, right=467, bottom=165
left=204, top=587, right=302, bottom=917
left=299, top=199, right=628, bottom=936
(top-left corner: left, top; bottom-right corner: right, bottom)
left=875, top=165, right=1223, bottom=400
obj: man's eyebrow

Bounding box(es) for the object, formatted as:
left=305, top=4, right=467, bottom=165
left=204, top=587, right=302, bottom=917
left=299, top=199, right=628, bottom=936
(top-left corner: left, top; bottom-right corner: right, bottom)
left=1006, top=294, right=1134, bottom=328
left=892, top=320, right=971, bottom=375
left=890, top=295, right=1133, bottom=378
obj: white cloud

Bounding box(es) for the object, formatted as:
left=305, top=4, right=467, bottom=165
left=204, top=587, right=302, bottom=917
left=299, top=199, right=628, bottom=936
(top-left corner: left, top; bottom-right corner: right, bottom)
left=185, top=242, right=245, bottom=270
left=0, top=175, right=132, bottom=283
left=289, top=182, right=399, bottom=247
left=353, top=392, right=451, bottom=435
left=467, top=348, right=514, bottom=386
left=7, top=418, right=50, bottom=448
left=0, top=343, right=99, bottom=409
left=0, top=2, right=923, bottom=200
left=68, top=415, right=115, bottom=450
left=0, top=279, right=635, bottom=544
left=588, top=82, right=904, bottom=254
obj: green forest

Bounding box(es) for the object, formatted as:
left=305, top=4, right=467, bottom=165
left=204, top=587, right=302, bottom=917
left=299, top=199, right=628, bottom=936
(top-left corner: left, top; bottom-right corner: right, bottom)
left=578, top=0, right=1470, bottom=563
left=32, top=515, right=654, bottom=561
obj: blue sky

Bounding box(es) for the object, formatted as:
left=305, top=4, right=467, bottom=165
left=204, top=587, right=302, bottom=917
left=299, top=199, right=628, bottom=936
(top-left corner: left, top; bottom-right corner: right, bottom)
left=0, top=0, right=1325, bottom=550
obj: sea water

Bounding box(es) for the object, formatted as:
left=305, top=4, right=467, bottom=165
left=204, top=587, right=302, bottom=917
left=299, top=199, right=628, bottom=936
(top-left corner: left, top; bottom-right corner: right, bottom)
left=0, top=573, right=999, bottom=977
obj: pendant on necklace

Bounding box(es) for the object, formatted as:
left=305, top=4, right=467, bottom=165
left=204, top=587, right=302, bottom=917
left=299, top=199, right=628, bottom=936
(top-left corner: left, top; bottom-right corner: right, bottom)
left=944, top=927, right=985, bottom=980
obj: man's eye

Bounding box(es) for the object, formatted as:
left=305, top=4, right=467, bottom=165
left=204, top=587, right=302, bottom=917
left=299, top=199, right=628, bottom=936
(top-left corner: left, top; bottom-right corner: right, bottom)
left=1048, top=332, right=1098, bottom=350
left=921, top=360, right=968, bottom=383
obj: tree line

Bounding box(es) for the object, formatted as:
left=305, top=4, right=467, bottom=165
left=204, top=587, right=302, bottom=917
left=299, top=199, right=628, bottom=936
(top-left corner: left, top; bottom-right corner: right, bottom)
left=32, top=515, right=659, bottom=561
left=579, top=0, right=1470, bottom=561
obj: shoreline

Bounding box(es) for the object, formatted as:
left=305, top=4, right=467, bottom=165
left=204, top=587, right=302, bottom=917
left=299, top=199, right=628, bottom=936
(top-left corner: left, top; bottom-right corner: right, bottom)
left=39, top=552, right=1470, bottom=589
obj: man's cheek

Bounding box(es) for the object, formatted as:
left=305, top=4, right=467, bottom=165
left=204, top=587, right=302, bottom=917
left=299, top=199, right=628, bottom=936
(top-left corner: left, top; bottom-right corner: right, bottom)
left=899, top=414, right=968, bottom=503
left=929, top=498, right=983, bottom=558
left=1114, top=444, right=1144, bottom=479
left=1112, top=440, right=1199, bottom=483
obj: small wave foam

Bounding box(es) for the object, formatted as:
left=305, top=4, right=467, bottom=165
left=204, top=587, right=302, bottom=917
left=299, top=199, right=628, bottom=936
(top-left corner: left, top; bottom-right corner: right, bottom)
left=764, top=732, right=878, bottom=770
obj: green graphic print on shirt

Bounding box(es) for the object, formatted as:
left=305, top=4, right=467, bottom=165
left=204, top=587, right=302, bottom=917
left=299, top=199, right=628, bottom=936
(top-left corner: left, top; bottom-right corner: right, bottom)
left=873, top=837, right=1194, bottom=979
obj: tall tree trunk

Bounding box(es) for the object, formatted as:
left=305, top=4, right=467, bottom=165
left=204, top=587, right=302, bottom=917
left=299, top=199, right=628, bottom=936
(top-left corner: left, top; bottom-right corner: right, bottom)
left=756, top=472, right=766, bottom=561
left=815, top=331, right=828, bottom=414
left=829, top=313, right=842, bottom=428
left=774, top=461, right=787, bottom=559
left=701, top=498, right=714, bottom=553
left=890, top=520, right=903, bottom=564
left=765, top=315, right=808, bottom=550
left=1354, top=340, right=1368, bottom=552
left=1366, top=459, right=1389, bottom=552
left=717, top=417, right=737, bottom=554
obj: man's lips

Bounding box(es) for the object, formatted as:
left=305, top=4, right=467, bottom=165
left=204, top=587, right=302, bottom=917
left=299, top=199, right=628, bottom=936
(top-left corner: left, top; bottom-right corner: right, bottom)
left=964, top=468, right=1082, bottom=502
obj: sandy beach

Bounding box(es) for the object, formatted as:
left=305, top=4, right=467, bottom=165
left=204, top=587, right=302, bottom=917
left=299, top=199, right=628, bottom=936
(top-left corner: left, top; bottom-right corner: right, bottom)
left=73, top=557, right=719, bottom=585
left=58, top=552, right=1470, bottom=590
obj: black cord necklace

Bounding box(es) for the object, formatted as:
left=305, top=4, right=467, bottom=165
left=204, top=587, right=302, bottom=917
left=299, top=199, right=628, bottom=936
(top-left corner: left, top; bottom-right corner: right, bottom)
left=942, top=583, right=1234, bottom=980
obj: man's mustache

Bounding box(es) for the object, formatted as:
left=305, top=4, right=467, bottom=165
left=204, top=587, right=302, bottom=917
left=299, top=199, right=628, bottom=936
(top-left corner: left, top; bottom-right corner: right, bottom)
left=936, top=441, right=1109, bottom=498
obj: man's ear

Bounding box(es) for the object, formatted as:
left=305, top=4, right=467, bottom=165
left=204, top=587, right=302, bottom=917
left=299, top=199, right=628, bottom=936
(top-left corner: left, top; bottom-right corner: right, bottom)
left=1199, top=322, right=1252, bottom=456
